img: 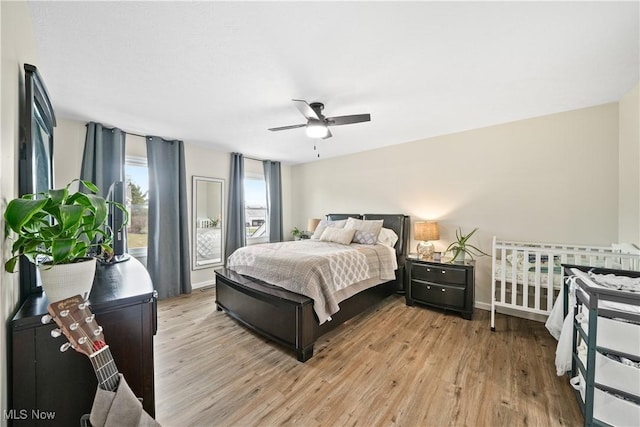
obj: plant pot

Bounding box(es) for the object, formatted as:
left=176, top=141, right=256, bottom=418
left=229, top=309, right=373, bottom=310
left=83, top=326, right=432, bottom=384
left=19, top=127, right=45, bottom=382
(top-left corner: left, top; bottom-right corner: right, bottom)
left=451, top=251, right=466, bottom=263
left=38, top=258, right=97, bottom=302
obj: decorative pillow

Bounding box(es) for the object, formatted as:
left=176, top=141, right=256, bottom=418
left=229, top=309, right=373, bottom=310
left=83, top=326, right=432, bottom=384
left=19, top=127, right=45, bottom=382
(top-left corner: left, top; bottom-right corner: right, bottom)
left=344, top=217, right=384, bottom=237
left=352, top=230, right=378, bottom=245
left=377, top=227, right=399, bottom=248
left=319, top=227, right=356, bottom=245
left=311, top=219, right=347, bottom=239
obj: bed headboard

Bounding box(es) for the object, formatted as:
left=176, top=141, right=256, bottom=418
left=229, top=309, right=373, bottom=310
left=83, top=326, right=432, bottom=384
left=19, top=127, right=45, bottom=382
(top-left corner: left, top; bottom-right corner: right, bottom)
left=325, top=213, right=410, bottom=258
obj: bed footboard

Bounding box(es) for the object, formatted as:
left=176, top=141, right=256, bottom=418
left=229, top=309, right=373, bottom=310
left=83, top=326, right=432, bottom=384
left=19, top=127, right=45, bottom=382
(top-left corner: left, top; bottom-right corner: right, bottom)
left=215, top=268, right=316, bottom=361
left=215, top=268, right=400, bottom=361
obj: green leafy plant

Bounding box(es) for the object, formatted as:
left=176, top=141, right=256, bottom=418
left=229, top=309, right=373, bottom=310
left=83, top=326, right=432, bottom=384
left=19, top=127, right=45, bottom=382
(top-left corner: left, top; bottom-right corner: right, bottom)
left=291, top=227, right=309, bottom=239
left=4, top=179, right=129, bottom=272
left=444, top=227, right=489, bottom=262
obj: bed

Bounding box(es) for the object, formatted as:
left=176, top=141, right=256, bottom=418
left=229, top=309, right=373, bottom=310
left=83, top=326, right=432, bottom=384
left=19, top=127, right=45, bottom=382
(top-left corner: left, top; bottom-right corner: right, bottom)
left=215, top=213, right=409, bottom=362
left=490, top=237, right=640, bottom=331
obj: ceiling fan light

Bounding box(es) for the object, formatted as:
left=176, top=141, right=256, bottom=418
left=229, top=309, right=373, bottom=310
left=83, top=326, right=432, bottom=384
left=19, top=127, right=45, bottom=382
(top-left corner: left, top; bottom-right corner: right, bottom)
left=306, top=120, right=329, bottom=138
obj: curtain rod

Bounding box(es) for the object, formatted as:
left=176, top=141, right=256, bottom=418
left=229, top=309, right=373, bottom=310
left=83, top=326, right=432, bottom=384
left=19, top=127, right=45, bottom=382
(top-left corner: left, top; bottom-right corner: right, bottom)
left=95, top=123, right=267, bottom=159
left=123, top=130, right=147, bottom=139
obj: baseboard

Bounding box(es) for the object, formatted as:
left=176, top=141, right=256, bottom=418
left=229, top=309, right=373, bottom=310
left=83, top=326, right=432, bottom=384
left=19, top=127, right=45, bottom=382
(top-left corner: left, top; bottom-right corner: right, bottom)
left=474, top=301, right=491, bottom=311
left=192, top=278, right=216, bottom=290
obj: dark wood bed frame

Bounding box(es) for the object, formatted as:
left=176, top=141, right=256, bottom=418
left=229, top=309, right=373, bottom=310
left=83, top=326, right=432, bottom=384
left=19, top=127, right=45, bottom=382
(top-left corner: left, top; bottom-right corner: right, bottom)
left=215, top=214, right=409, bottom=362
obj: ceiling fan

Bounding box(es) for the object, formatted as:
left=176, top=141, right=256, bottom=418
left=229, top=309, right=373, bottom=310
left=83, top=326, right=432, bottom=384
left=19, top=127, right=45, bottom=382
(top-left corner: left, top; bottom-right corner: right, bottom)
left=268, top=99, right=371, bottom=139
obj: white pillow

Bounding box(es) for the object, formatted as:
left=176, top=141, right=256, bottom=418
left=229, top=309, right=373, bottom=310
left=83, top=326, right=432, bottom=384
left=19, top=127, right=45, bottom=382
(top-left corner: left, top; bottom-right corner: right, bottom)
left=311, top=219, right=347, bottom=239
left=344, top=217, right=384, bottom=237
left=377, top=227, right=399, bottom=248
left=319, top=227, right=356, bottom=245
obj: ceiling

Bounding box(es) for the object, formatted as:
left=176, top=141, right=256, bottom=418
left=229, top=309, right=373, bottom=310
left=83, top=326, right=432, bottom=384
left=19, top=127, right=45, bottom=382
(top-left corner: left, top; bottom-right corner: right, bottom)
left=29, top=1, right=639, bottom=165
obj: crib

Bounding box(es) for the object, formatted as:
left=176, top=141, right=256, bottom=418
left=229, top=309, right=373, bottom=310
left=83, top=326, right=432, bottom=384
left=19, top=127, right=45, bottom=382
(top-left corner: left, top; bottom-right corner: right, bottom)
left=490, top=237, right=640, bottom=331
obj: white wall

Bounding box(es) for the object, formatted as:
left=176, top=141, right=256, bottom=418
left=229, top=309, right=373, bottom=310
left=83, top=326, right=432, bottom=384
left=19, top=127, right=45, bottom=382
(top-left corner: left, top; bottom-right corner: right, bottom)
left=290, top=103, right=621, bottom=307
left=618, top=83, right=640, bottom=245
left=0, top=1, right=40, bottom=423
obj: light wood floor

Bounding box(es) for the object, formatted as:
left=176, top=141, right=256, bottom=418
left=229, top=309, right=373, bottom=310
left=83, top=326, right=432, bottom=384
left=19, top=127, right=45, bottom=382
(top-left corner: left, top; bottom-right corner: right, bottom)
left=154, top=288, right=582, bottom=427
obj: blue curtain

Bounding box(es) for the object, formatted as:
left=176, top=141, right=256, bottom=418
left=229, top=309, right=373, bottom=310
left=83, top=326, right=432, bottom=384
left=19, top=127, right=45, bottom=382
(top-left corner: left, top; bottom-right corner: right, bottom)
left=80, top=122, right=127, bottom=254
left=146, top=136, right=191, bottom=299
left=263, top=160, right=283, bottom=242
left=225, top=153, right=246, bottom=261
left=80, top=122, right=125, bottom=197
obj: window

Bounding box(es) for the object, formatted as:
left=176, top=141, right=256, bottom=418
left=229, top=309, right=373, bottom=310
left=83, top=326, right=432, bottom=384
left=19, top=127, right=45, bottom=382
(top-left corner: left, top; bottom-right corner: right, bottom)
left=244, top=159, right=268, bottom=244
left=125, top=156, right=149, bottom=256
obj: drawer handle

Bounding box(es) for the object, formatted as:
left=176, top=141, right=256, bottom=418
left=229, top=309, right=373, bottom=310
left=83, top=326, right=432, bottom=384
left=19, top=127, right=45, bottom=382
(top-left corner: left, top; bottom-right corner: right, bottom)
left=426, top=268, right=431, bottom=272
left=441, top=270, right=446, bottom=274
left=426, top=285, right=431, bottom=290
left=441, top=289, right=446, bottom=292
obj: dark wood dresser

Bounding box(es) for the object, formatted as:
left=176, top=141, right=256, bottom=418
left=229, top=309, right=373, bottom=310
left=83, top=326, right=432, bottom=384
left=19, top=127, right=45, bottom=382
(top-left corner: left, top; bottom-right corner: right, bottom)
left=405, top=258, right=475, bottom=320
left=10, top=257, right=156, bottom=426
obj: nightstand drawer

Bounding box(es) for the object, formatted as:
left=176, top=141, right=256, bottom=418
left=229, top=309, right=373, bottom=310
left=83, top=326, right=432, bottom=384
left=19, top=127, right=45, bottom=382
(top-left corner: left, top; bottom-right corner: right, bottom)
left=410, top=280, right=465, bottom=309
left=411, top=263, right=466, bottom=285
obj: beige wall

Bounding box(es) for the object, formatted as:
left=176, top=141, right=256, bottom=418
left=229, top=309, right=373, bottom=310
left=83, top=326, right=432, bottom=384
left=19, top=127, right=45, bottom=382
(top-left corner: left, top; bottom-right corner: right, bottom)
left=53, top=118, right=294, bottom=288
left=0, top=1, right=40, bottom=422
left=290, top=103, right=621, bottom=307
left=618, top=83, right=640, bottom=245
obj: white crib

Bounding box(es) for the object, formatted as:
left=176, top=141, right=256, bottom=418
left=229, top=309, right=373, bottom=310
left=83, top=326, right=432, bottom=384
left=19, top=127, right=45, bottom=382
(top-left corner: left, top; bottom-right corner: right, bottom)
left=490, top=237, right=640, bottom=331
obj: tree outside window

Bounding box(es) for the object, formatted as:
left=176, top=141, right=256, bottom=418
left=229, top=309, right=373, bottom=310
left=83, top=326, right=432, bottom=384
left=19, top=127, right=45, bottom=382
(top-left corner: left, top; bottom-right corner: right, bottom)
left=125, top=158, right=148, bottom=252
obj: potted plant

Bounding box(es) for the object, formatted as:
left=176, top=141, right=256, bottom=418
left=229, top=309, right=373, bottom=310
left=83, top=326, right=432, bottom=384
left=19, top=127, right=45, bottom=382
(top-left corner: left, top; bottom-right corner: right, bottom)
left=444, top=227, right=489, bottom=263
left=291, top=227, right=309, bottom=240
left=4, top=179, right=128, bottom=302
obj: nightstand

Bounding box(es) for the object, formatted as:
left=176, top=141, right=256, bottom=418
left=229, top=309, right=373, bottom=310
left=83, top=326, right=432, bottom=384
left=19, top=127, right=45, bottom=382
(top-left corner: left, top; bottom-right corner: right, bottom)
left=405, top=258, right=475, bottom=320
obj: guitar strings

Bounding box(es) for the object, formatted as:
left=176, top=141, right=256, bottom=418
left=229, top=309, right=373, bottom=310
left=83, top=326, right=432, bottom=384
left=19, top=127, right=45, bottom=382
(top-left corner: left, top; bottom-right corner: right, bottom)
left=62, top=307, right=120, bottom=391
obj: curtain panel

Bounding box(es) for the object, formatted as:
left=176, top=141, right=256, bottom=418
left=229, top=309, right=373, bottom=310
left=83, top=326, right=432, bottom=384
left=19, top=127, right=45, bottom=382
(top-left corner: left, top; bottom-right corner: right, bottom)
left=80, top=122, right=125, bottom=197
left=225, top=153, right=246, bottom=261
left=263, top=160, right=283, bottom=242
left=146, top=136, right=191, bottom=299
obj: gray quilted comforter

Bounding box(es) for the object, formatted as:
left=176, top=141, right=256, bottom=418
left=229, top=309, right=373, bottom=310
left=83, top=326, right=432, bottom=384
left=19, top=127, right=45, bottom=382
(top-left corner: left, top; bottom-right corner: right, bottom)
left=226, top=240, right=398, bottom=324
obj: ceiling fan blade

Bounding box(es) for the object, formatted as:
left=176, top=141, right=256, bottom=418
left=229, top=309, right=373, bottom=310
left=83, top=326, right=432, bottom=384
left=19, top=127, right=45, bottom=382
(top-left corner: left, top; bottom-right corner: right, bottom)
left=268, top=123, right=307, bottom=132
left=292, top=99, right=320, bottom=120
left=326, top=114, right=371, bottom=126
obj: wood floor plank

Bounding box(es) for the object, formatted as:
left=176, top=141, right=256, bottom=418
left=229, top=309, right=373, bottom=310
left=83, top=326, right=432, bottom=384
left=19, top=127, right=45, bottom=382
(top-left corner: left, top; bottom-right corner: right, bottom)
left=154, top=289, right=582, bottom=426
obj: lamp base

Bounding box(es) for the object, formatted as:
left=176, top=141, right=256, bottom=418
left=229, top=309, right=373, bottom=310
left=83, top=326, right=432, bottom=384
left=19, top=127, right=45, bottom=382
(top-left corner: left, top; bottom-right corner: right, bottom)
left=417, top=241, right=435, bottom=261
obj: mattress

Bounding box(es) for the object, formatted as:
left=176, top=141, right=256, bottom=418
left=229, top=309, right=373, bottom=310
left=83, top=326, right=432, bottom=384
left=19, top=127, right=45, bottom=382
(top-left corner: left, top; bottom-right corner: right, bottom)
left=494, top=263, right=563, bottom=288
left=227, top=240, right=398, bottom=324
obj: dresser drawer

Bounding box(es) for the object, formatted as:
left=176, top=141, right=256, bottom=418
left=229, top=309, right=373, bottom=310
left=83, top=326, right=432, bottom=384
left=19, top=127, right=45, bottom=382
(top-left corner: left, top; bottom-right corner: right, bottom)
left=410, top=280, right=465, bottom=309
left=411, top=263, right=466, bottom=285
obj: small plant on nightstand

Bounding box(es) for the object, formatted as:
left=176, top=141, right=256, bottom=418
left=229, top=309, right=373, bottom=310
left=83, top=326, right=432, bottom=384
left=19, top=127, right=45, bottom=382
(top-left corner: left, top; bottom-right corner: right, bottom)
left=444, top=227, right=489, bottom=263
left=291, top=227, right=310, bottom=240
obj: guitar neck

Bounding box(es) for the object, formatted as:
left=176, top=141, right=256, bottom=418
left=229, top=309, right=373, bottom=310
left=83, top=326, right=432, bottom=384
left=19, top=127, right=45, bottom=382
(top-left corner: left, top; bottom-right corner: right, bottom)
left=89, top=345, right=120, bottom=392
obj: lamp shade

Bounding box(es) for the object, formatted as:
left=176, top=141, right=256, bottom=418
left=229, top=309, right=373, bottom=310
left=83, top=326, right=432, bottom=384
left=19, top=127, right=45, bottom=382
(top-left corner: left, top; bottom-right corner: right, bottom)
left=307, top=218, right=321, bottom=232
left=415, top=221, right=439, bottom=241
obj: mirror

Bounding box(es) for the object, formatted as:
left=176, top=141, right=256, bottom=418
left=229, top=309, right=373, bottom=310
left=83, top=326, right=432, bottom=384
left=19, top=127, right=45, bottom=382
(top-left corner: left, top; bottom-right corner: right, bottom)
left=192, top=176, right=224, bottom=270
left=21, top=64, right=55, bottom=196
left=20, top=64, right=56, bottom=300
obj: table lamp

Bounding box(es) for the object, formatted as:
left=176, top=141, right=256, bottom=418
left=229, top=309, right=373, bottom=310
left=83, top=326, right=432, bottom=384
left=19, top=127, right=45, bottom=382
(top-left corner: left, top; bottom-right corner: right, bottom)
left=415, top=221, right=439, bottom=260
left=307, top=218, right=321, bottom=234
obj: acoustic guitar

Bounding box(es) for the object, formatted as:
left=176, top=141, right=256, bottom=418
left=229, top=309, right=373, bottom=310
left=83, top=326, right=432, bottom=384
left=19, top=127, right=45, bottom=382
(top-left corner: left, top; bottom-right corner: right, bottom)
left=44, top=295, right=160, bottom=427
left=43, top=294, right=120, bottom=392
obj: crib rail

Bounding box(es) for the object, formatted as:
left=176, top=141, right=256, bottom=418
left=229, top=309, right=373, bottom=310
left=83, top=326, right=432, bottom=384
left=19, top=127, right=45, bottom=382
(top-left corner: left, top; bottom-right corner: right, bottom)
left=490, top=237, right=640, bottom=331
